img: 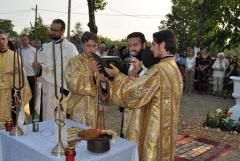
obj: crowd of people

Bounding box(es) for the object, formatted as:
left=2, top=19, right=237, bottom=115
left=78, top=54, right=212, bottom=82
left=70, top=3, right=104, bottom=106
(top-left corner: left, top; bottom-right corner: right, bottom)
left=176, top=47, right=239, bottom=98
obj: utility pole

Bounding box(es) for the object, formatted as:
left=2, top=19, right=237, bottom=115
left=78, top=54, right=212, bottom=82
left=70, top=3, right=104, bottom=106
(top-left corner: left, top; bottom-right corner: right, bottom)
left=35, top=5, right=38, bottom=28
left=31, top=5, right=38, bottom=30
left=67, top=0, right=71, bottom=39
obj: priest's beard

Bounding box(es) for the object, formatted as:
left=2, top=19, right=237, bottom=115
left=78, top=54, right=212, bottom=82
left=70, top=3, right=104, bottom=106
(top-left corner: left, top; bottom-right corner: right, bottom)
left=130, top=48, right=144, bottom=61
left=50, top=35, right=62, bottom=41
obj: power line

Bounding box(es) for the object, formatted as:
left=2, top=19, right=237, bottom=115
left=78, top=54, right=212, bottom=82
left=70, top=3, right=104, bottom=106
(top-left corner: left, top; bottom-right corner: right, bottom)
left=107, top=7, right=139, bottom=18
left=42, top=2, right=87, bottom=22
left=0, top=10, right=31, bottom=14
left=38, top=8, right=164, bottom=18
left=1, top=7, right=164, bottom=23
left=3, top=11, right=32, bottom=19
left=72, top=2, right=87, bottom=10
left=107, top=7, right=165, bottom=18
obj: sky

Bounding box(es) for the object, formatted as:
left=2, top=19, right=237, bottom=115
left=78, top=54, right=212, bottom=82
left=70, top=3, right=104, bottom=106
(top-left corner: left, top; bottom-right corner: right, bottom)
left=0, top=0, right=172, bottom=41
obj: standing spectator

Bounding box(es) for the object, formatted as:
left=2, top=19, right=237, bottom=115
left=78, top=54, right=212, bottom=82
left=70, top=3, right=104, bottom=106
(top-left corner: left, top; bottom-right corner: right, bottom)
left=119, top=46, right=130, bottom=75
left=21, top=34, right=37, bottom=117
left=222, top=63, right=239, bottom=98
left=224, top=56, right=229, bottom=69
left=184, top=47, right=196, bottom=93
left=76, top=37, right=83, bottom=53
left=194, top=51, right=202, bottom=90
left=231, top=56, right=238, bottom=68
left=96, top=41, right=108, bottom=57
left=197, top=48, right=212, bottom=94
left=179, top=53, right=186, bottom=80
left=7, top=40, right=15, bottom=51
left=107, top=45, right=119, bottom=56
left=212, top=52, right=227, bottom=96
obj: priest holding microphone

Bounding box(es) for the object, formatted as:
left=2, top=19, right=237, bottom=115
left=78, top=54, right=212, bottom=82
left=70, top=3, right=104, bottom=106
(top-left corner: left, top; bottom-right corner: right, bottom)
left=106, top=30, right=183, bottom=161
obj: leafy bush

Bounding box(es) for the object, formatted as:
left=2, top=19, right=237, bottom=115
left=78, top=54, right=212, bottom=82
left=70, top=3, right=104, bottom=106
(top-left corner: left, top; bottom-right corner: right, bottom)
left=203, top=108, right=240, bottom=133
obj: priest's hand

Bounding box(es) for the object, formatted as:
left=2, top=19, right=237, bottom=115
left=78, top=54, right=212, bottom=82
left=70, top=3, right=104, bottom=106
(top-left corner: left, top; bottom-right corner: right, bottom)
left=128, top=69, right=138, bottom=80
left=105, top=64, right=120, bottom=77
left=130, top=57, right=141, bottom=72
left=32, top=61, right=41, bottom=71
left=89, top=60, right=101, bottom=74
left=98, top=73, right=107, bottom=82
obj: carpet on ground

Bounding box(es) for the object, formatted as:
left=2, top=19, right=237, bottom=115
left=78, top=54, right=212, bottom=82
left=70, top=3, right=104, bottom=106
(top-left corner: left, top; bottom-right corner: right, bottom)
left=174, top=135, right=230, bottom=161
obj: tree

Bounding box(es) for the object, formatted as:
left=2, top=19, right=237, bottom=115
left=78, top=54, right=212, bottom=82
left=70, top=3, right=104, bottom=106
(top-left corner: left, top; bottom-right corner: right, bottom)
left=87, top=0, right=107, bottom=34
left=21, top=16, right=49, bottom=43
left=0, top=19, right=18, bottom=37
left=160, top=0, right=240, bottom=54
left=71, top=22, right=83, bottom=37
left=98, top=35, right=127, bottom=48
left=70, top=22, right=84, bottom=43
left=159, top=0, right=198, bottom=52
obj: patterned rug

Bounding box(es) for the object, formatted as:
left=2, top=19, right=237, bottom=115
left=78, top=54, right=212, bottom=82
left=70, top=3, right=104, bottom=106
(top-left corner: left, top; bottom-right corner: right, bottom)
left=174, top=135, right=231, bottom=161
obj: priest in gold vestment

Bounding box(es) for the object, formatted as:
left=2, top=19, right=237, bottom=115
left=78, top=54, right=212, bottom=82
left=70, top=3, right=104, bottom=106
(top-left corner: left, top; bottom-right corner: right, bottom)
left=0, top=30, right=32, bottom=129
left=65, top=32, right=105, bottom=128
left=106, top=30, right=183, bottom=161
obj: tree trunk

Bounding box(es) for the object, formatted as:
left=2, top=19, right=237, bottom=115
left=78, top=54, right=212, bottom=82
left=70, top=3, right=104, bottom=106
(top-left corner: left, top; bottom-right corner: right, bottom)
left=195, top=9, right=204, bottom=48
left=87, top=0, right=98, bottom=34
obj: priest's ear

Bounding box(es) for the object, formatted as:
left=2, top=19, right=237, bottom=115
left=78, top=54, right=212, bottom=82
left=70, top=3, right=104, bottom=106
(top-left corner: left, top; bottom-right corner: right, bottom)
left=159, top=41, right=166, bottom=54
left=143, top=41, right=147, bottom=49
left=160, top=41, right=165, bottom=49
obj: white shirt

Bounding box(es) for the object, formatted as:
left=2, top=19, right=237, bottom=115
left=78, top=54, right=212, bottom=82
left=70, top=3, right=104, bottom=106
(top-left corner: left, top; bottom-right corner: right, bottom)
left=212, top=58, right=227, bottom=78
left=21, top=46, right=36, bottom=76
left=224, top=58, right=229, bottom=68
left=185, top=56, right=196, bottom=71
left=128, top=63, right=147, bottom=76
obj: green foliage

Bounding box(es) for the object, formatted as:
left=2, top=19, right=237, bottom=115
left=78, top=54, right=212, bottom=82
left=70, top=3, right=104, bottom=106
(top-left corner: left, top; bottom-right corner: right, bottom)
left=0, top=19, right=18, bottom=37
left=95, top=0, right=108, bottom=11
left=87, top=0, right=108, bottom=33
left=160, top=0, right=240, bottom=53
left=21, top=16, right=49, bottom=43
left=70, top=22, right=84, bottom=43
left=205, top=111, right=227, bottom=128
left=224, top=45, right=240, bottom=71
left=204, top=108, right=240, bottom=133
left=98, top=35, right=127, bottom=48
left=71, top=22, right=83, bottom=37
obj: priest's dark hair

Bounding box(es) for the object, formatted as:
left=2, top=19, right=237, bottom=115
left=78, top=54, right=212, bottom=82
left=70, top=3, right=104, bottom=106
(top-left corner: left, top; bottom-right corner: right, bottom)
left=153, top=29, right=177, bottom=55
left=81, top=31, right=97, bottom=43
left=0, top=29, right=7, bottom=36
left=127, top=32, right=146, bottom=44
left=21, top=33, right=29, bottom=39
left=52, top=19, right=66, bottom=31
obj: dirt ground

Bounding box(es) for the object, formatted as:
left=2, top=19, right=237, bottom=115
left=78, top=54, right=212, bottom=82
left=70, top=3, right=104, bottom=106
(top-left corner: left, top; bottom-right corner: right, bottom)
left=104, top=92, right=240, bottom=161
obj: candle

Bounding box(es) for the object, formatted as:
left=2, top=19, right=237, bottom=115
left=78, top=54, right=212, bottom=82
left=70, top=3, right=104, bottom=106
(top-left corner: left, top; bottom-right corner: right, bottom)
left=5, top=120, right=13, bottom=132
left=65, top=145, right=76, bottom=161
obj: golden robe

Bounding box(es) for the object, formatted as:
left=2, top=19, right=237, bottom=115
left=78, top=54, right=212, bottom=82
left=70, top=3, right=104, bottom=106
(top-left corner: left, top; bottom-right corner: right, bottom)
left=65, top=54, right=99, bottom=128
left=0, top=49, right=32, bottom=129
left=110, top=57, right=183, bottom=161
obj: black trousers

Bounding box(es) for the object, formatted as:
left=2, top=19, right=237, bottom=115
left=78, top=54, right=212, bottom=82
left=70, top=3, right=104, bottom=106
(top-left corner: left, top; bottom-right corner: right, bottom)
left=27, top=76, right=36, bottom=116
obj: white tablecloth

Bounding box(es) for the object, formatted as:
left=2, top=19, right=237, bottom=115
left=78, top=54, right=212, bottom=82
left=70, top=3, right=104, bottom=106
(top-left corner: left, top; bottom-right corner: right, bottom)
left=0, top=120, right=138, bottom=161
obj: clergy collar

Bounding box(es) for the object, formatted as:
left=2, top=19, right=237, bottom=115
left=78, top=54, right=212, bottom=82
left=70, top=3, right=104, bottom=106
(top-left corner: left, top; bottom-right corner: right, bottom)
left=160, top=55, right=174, bottom=62
left=51, top=38, right=64, bottom=44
